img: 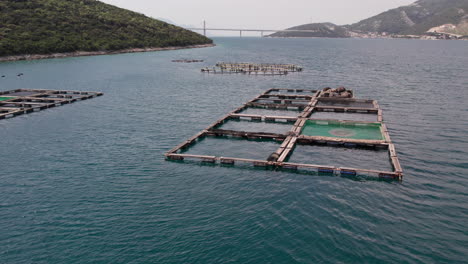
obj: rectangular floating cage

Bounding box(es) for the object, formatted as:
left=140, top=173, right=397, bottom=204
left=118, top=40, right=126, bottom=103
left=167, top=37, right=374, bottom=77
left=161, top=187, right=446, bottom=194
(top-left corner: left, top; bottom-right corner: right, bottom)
left=165, top=88, right=403, bottom=181
left=287, top=144, right=394, bottom=172
left=180, top=137, right=283, bottom=161
left=265, top=88, right=315, bottom=95
left=238, top=106, right=303, bottom=117
left=0, top=89, right=103, bottom=120
left=216, top=63, right=303, bottom=72
left=301, top=120, right=384, bottom=141
left=309, top=111, right=379, bottom=122
left=201, top=62, right=303, bottom=75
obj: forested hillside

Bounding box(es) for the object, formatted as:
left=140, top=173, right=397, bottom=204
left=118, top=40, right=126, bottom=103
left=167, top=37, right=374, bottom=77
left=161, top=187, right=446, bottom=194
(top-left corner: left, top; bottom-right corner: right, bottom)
left=270, top=0, right=468, bottom=38
left=0, top=0, right=212, bottom=56
left=348, top=0, right=468, bottom=34
left=268, top=23, right=350, bottom=38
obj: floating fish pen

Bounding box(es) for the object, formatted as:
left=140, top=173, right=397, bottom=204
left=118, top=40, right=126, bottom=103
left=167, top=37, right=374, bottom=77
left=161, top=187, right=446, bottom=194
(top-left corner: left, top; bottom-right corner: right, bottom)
left=201, top=67, right=289, bottom=75
left=201, top=62, right=303, bottom=75
left=172, top=59, right=204, bottom=63
left=0, top=89, right=103, bottom=120
left=165, top=87, right=403, bottom=181
left=216, top=62, right=303, bottom=72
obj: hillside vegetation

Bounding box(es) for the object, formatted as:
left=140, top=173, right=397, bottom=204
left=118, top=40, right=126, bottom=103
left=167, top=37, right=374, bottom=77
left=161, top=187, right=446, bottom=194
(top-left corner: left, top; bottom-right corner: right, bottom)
left=269, top=23, right=349, bottom=38
left=0, top=0, right=212, bottom=56
left=348, top=0, right=468, bottom=34
left=270, top=0, right=468, bottom=38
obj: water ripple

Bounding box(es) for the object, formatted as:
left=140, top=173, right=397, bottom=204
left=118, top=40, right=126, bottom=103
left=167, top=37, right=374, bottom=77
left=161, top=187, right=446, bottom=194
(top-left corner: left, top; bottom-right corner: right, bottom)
left=0, top=38, right=467, bottom=263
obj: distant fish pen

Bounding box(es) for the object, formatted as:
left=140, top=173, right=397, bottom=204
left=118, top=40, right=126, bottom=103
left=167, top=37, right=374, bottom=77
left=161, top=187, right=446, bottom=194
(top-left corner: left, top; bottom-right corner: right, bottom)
left=165, top=87, right=403, bottom=181
left=217, top=62, right=303, bottom=72
left=201, top=62, right=303, bottom=75
left=0, top=89, right=103, bottom=120
left=172, top=59, right=204, bottom=63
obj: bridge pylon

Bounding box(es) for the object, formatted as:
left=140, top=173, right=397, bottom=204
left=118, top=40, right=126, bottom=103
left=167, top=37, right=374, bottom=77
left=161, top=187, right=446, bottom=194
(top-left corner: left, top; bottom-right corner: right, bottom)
left=203, top=20, right=206, bottom=36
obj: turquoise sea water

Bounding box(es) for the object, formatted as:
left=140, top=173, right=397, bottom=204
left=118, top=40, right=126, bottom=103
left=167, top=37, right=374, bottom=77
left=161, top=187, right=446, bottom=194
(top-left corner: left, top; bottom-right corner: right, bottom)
left=301, top=120, right=383, bottom=140
left=0, top=38, right=467, bottom=263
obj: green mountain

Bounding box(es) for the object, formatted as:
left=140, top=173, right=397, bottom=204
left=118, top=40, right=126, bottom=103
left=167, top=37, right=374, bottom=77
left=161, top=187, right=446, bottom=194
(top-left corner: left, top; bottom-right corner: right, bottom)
left=270, top=0, right=468, bottom=38
left=268, top=23, right=350, bottom=38
left=348, top=0, right=468, bottom=34
left=0, top=0, right=212, bottom=56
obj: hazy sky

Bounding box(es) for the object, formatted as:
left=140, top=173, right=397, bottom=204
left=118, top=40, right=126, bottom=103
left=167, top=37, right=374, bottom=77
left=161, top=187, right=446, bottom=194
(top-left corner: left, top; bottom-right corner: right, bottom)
left=101, top=0, right=416, bottom=35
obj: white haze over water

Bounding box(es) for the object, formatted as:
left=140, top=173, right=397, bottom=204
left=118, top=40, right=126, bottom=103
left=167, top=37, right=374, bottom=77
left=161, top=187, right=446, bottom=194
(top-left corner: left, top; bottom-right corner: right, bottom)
left=100, top=0, right=415, bottom=36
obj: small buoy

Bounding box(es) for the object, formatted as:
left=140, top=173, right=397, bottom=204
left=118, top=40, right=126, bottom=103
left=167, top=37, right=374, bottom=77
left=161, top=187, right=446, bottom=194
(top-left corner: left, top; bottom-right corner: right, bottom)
left=267, top=153, right=279, bottom=162
left=1, top=75, right=5, bottom=78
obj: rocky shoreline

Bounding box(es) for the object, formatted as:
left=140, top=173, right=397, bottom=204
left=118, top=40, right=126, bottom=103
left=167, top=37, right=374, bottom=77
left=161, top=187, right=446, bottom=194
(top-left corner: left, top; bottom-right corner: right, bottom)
left=0, top=43, right=215, bottom=62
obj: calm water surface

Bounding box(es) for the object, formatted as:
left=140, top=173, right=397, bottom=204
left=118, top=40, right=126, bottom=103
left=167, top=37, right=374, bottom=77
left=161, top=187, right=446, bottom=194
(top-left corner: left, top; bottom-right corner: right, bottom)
left=0, top=38, right=467, bottom=263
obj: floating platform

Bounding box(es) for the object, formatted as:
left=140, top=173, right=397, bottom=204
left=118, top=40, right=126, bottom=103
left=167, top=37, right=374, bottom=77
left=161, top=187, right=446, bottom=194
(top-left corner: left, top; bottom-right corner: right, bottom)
left=201, top=62, right=303, bottom=75
left=0, top=89, right=103, bottom=120
left=172, top=59, right=204, bottom=63
left=216, top=62, right=303, bottom=72
left=201, top=68, right=289, bottom=75
left=165, top=88, right=403, bottom=181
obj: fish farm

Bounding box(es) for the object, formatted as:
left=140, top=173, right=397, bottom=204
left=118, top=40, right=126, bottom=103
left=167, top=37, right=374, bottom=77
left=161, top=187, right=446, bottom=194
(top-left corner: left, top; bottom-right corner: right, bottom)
left=0, top=89, right=103, bottom=120
left=201, top=62, right=303, bottom=75
left=165, top=87, right=403, bottom=180
left=172, top=59, right=204, bottom=63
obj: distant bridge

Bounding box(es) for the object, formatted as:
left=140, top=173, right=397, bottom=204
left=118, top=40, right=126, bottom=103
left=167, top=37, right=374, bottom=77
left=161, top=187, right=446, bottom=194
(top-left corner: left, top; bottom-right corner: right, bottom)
left=187, top=21, right=316, bottom=37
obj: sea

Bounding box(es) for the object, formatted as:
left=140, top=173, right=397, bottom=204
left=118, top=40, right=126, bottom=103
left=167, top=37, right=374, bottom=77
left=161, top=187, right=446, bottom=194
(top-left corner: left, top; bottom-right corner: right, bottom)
left=0, top=37, right=467, bottom=263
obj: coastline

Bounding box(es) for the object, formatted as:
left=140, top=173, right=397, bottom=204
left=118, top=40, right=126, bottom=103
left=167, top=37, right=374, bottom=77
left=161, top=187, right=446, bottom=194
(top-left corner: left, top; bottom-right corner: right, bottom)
left=266, top=36, right=467, bottom=40
left=266, top=34, right=467, bottom=40
left=0, top=43, right=215, bottom=62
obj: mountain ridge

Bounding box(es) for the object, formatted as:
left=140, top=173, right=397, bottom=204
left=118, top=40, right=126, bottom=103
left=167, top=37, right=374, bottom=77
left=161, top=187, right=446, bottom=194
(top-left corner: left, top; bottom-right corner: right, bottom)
left=269, top=0, right=468, bottom=38
left=348, top=0, right=468, bottom=34
left=269, top=22, right=350, bottom=38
